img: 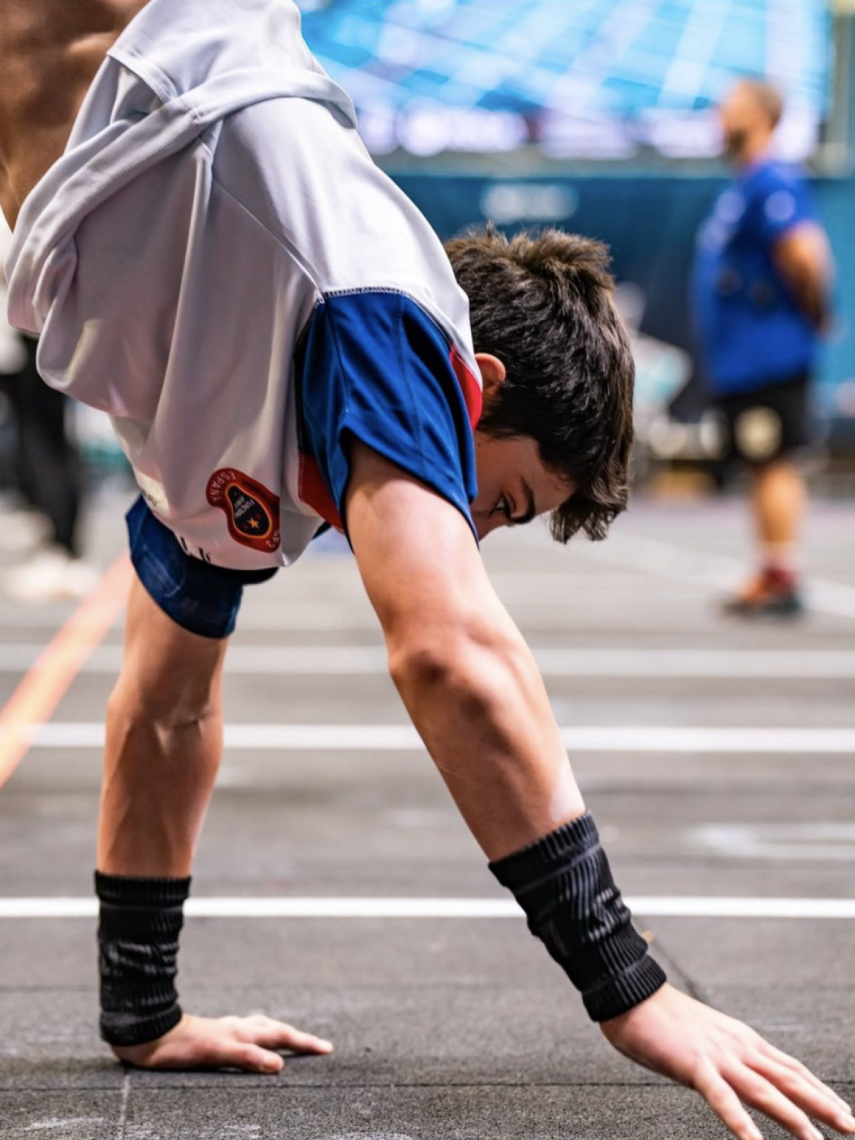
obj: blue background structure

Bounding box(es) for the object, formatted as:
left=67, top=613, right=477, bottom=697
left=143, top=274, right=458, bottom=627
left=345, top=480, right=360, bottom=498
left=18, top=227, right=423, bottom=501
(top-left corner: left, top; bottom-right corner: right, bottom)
left=299, top=0, right=829, bottom=134
left=299, top=0, right=854, bottom=435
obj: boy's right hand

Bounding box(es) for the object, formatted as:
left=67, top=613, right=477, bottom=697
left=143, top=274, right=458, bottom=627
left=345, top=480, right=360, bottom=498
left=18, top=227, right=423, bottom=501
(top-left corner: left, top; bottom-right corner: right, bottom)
left=112, top=1012, right=333, bottom=1072
left=601, top=984, right=854, bottom=1140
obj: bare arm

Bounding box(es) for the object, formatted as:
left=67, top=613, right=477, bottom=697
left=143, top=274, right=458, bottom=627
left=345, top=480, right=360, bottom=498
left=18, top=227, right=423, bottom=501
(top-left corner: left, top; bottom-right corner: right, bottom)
left=773, top=223, right=832, bottom=331
left=345, top=441, right=584, bottom=859
left=346, top=441, right=855, bottom=1140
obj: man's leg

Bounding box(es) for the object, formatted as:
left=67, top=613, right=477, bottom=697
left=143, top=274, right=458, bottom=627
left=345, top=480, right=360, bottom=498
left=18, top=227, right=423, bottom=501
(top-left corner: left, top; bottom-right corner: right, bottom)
left=98, top=574, right=226, bottom=877
left=725, top=459, right=805, bottom=615
left=722, top=378, right=808, bottom=616
left=751, top=457, right=805, bottom=578
left=3, top=339, right=94, bottom=600
left=19, top=343, right=84, bottom=560
left=96, top=573, right=333, bottom=1070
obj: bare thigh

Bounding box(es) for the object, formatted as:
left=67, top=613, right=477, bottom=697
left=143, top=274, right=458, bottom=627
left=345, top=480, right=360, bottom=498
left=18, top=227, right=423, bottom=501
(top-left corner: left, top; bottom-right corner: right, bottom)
left=0, top=0, right=150, bottom=227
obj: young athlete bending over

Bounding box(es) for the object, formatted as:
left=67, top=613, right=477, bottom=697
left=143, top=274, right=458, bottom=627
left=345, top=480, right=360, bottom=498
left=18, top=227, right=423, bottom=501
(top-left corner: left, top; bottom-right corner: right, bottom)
left=1, top=3, right=852, bottom=1140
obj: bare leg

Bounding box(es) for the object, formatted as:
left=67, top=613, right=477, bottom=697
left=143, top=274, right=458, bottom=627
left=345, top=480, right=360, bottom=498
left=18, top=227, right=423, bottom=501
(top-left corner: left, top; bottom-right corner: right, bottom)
left=751, top=458, right=805, bottom=570
left=726, top=458, right=805, bottom=614
left=98, top=575, right=333, bottom=1070
left=98, top=576, right=227, bottom=876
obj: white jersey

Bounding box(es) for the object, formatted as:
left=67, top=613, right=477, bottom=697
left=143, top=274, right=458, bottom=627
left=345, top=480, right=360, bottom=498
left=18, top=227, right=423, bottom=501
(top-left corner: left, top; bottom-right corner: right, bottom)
left=5, top=0, right=481, bottom=570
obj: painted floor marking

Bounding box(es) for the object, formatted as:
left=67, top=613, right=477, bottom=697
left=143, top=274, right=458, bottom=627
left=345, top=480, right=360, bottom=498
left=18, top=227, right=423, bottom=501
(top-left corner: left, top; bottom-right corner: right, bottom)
left=0, top=557, right=132, bottom=790
left=3, top=644, right=855, bottom=678
left=692, top=822, right=855, bottom=862
left=23, top=722, right=855, bottom=753
left=0, top=590, right=706, bottom=634
left=581, top=532, right=855, bottom=621
left=1, top=896, right=855, bottom=919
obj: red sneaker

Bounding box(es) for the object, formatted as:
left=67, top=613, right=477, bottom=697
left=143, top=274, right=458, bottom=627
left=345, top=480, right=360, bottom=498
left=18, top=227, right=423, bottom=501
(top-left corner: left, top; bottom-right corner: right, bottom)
left=722, top=566, right=804, bottom=617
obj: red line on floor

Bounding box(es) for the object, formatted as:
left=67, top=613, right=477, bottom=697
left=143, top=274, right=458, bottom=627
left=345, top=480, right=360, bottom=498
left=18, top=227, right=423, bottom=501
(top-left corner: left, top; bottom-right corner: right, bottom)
left=0, top=554, right=132, bottom=789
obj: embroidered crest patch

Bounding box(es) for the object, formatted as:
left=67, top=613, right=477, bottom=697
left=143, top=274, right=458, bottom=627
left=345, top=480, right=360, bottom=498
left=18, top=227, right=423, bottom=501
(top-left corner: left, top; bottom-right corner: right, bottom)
left=206, top=469, right=281, bottom=553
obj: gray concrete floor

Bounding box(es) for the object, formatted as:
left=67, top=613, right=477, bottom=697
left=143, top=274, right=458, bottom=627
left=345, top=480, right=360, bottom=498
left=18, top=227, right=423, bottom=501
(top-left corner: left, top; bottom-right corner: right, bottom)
left=0, top=489, right=854, bottom=1139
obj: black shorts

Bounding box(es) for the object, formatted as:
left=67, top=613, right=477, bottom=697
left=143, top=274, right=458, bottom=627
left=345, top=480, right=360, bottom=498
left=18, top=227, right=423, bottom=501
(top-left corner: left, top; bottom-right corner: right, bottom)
left=715, top=372, right=811, bottom=466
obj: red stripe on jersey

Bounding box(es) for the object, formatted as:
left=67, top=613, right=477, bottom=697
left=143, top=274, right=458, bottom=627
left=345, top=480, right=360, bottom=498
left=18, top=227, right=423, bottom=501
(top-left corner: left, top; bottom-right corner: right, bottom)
left=298, top=454, right=343, bottom=531
left=450, top=346, right=483, bottom=428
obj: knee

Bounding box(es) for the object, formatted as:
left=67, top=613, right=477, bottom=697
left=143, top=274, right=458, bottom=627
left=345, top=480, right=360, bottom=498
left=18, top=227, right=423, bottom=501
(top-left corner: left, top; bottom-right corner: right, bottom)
left=106, top=672, right=221, bottom=735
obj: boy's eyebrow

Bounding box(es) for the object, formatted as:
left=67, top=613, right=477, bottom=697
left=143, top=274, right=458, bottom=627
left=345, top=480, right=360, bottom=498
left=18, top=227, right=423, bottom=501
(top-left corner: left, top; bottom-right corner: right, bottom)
left=511, top=479, right=537, bottom=526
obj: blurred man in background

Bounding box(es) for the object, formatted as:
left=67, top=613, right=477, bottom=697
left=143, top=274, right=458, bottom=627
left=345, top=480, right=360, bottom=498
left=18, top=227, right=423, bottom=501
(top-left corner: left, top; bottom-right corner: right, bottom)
left=692, top=79, right=832, bottom=616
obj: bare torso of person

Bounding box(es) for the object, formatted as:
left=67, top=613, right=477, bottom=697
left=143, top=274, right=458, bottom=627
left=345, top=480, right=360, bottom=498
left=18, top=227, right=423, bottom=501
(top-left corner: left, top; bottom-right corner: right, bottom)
left=0, top=0, right=151, bottom=229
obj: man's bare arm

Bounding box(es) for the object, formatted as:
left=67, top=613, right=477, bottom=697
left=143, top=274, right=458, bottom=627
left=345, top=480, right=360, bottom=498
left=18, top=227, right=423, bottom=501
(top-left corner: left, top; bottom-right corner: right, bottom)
left=345, top=441, right=584, bottom=859
left=773, top=223, right=832, bottom=331
left=346, top=441, right=855, bottom=1140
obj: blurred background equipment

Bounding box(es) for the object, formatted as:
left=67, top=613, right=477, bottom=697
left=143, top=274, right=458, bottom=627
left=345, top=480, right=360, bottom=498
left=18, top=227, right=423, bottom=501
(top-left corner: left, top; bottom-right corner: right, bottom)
left=296, top=0, right=855, bottom=483
left=0, top=220, right=97, bottom=601
left=299, top=0, right=830, bottom=160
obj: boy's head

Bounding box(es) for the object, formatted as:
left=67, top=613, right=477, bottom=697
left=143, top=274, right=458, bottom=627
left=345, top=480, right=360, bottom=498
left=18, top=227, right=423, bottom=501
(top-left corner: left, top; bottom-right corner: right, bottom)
left=446, top=226, right=635, bottom=543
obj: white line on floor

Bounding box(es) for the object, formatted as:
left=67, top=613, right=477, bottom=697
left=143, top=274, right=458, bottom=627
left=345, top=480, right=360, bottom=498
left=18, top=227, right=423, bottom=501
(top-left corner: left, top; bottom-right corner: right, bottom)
left=4, top=645, right=855, bottom=678
left=1, top=896, right=854, bottom=919
left=22, top=723, right=855, bottom=753
left=581, top=533, right=855, bottom=621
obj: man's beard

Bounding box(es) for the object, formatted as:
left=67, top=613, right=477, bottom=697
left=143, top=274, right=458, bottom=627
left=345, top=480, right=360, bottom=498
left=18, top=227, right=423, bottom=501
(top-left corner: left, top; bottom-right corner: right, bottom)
left=722, top=127, right=749, bottom=159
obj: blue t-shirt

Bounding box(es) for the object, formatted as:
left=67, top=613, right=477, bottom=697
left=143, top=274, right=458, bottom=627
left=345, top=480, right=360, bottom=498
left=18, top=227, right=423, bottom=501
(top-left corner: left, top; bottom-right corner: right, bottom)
left=692, top=159, right=819, bottom=394
left=294, top=289, right=481, bottom=543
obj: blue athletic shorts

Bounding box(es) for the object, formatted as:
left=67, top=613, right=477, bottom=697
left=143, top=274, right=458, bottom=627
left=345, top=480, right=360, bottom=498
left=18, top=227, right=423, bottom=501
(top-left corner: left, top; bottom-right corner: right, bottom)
left=126, top=495, right=278, bottom=639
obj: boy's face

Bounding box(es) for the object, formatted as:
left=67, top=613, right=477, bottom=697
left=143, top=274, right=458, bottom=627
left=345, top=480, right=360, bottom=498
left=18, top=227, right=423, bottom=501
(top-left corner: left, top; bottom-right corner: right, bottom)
left=469, top=354, right=572, bottom=540
left=470, top=430, right=572, bottom=540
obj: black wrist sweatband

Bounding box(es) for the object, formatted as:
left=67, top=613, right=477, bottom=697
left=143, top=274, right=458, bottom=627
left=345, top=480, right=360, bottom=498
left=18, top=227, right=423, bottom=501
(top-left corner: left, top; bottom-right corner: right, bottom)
left=489, top=813, right=666, bottom=1021
left=95, top=871, right=190, bottom=1047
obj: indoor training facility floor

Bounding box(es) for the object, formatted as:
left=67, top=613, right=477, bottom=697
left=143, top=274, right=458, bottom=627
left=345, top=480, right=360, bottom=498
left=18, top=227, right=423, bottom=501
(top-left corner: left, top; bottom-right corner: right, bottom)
left=0, top=491, right=853, bottom=1140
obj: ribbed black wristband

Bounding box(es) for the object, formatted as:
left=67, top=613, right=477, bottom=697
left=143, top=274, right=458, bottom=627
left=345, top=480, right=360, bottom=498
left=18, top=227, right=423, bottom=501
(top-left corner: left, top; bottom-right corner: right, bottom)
left=489, top=813, right=666, bottom=1021
left=95, top=871, right=190, bottom=1047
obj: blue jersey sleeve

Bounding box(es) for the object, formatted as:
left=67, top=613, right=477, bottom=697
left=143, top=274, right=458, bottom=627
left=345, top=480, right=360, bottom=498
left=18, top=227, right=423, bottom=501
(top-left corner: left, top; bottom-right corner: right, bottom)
left=752, top=166, right=816, bottom=248
left=294, top=288, right=480, bottom=541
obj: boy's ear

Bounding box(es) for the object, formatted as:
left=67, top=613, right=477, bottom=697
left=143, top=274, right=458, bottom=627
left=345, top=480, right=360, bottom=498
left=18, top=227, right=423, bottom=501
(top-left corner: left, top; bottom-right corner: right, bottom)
left=474, top=353, right=507, bottom=406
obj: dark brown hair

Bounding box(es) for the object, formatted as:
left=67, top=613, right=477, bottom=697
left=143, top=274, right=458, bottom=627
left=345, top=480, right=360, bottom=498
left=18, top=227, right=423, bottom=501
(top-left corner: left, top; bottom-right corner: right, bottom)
left=445, top=225, right=635, bottom=542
